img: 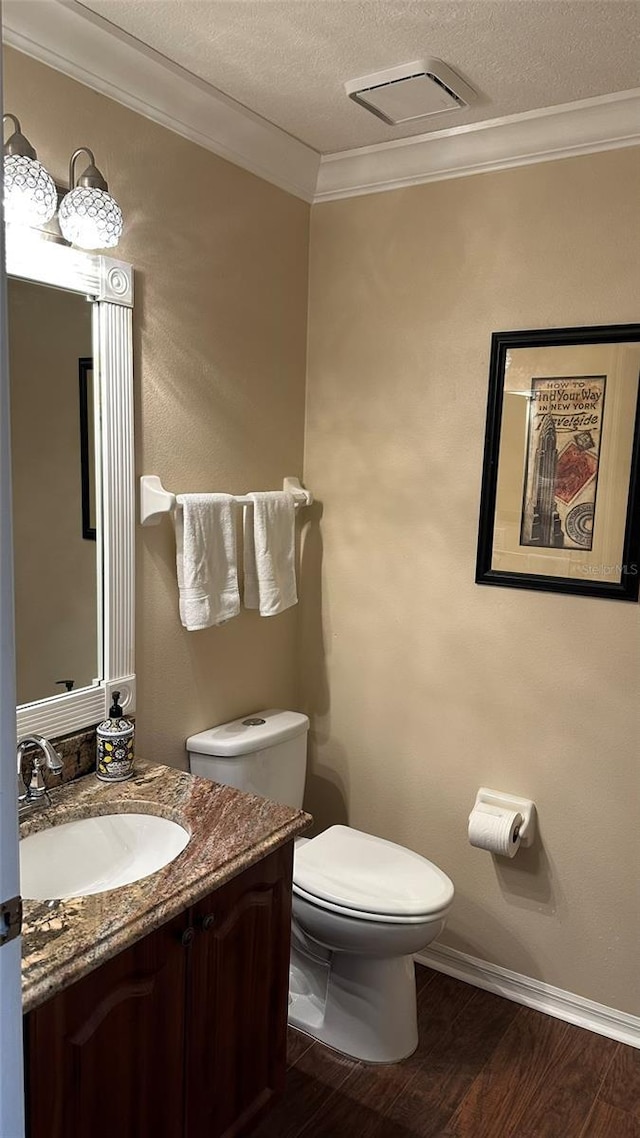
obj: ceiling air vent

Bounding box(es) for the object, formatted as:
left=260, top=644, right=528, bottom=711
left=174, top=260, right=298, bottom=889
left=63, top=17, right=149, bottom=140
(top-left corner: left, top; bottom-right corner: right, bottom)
left=345, top=59, right=475, bottom=126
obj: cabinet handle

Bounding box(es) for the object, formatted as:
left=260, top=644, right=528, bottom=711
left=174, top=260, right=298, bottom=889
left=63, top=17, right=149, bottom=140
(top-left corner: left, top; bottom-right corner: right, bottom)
left=201, top=914, right=215, bottom=932
left=180, top=926, right=196, bottom=947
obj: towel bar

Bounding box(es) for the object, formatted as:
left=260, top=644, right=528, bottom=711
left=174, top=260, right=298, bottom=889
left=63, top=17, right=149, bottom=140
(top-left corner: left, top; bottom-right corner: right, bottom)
left=140, top=474, right=313, bottom=526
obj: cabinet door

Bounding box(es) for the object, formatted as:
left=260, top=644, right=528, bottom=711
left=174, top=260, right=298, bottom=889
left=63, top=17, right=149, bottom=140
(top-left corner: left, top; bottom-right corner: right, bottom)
left=185, top=843, right=293, bottom=1138
left=25, top=913, right=189, bottom=1138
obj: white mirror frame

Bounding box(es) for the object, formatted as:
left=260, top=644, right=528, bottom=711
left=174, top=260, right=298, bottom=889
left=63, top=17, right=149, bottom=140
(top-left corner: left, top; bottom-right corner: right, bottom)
left=6, top=228, right=135, bottom=739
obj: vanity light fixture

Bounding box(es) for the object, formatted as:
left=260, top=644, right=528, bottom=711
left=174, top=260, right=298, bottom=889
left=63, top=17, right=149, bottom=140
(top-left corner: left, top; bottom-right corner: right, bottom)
left=58, top=147, right=123, bottom=250
left=2, top=113, right=57, bottom=228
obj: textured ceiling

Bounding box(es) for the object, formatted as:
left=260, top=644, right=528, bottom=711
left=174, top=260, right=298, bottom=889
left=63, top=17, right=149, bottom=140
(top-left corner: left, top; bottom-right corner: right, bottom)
left=78, top=0, right=640, bottom=154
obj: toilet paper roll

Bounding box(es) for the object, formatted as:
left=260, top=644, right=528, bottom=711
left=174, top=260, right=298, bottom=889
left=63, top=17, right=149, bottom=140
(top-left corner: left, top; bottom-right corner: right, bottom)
left=468, top=803, right=523, bottom=858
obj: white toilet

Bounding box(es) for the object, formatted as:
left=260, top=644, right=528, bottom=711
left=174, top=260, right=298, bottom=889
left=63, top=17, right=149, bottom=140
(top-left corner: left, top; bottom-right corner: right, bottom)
left=187, top=710, right=454, bottom=1064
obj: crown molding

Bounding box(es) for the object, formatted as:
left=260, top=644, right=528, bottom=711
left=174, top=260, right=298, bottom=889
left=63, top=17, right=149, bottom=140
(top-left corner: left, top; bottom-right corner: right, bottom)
left=2, top=0, right=320, bottom=204
left=315, top=88, right=640, bottom=201
left=3, top=1, right=639, bottom=207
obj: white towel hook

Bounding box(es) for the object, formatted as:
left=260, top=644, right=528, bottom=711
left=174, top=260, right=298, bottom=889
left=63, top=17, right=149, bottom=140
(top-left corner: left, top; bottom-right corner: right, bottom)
left=139, top=474, right=313, bottom=526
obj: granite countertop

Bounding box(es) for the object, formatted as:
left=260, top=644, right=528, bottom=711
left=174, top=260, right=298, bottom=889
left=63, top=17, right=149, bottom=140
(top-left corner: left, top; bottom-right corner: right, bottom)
left=21, top=761, right=311, bottom=1013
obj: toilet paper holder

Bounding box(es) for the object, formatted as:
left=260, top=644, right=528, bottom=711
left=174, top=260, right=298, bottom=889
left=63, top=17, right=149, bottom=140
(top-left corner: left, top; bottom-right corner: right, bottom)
left=472, top=788, right=536, bottom=847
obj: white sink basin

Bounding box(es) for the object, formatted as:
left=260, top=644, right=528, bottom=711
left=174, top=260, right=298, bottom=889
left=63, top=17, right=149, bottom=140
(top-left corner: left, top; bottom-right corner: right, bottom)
left=20, top=812, right=190, bottom=900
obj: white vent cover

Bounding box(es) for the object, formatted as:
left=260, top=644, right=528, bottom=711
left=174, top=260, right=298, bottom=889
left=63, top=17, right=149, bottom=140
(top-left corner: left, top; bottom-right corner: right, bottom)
left=345, top=59, right=475, bottom=126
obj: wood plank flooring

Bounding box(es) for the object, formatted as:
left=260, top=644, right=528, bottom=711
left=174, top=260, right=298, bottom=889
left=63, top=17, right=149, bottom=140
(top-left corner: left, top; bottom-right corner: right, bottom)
left=253, top=966, right=640, bottom=1138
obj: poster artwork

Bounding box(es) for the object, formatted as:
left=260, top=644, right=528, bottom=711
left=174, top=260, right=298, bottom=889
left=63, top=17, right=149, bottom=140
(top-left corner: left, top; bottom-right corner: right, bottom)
left=520, top=376, right=606, bottom=551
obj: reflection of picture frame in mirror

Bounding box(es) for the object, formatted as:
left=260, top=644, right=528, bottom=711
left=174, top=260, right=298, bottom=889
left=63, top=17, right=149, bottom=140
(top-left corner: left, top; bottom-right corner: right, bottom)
left=79, top=356, right=96, bottom=541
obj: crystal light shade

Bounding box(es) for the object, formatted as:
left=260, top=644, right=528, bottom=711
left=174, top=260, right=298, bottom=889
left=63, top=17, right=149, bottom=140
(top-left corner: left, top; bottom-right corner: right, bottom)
left=58, top=185, right=124, bottom=250
left=3, top=153, right=57, bottom=227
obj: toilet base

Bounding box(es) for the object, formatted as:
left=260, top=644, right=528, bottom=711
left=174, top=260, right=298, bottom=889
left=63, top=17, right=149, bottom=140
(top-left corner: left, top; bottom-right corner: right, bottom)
left=288, top=941, right=418, bottom=1064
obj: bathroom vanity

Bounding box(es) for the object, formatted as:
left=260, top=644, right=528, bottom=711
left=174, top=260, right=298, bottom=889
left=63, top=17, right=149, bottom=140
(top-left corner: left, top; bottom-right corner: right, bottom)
left=20, top=763, right=310, bottom=1138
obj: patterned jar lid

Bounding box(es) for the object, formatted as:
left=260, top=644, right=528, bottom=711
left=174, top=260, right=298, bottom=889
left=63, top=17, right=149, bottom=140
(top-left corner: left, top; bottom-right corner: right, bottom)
left=97, top=716, right=134, bottom=737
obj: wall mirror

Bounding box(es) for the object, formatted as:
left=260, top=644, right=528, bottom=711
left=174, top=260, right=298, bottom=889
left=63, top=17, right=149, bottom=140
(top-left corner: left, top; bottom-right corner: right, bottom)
left=6, top=228, right=135, bottom=739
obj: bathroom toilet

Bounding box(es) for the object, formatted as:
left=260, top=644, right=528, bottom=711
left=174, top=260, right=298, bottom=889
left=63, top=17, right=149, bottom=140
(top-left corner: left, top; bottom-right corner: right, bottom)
left=187, top=710, right=454, bottom=1064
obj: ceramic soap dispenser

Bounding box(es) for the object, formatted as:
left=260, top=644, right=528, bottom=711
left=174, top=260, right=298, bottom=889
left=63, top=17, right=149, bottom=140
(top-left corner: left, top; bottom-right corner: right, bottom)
left=96, top=691, right=134, bottom=782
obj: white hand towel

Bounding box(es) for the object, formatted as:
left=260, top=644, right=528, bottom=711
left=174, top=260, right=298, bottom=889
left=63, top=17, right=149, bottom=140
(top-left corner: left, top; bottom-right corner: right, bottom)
left=243, top=491, right=297, bottom=616
left=175, top=494, right=240, bottom=630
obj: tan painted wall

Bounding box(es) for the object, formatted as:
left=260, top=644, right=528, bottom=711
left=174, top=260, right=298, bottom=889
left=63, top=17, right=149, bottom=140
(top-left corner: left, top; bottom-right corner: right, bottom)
left=4, top=48, right=310, bottom=765
left=303, top=149, right=640, bottom=1014
left=5, top=45, right=639, bottom=1016
left=9, top=279, right=95, bottom=704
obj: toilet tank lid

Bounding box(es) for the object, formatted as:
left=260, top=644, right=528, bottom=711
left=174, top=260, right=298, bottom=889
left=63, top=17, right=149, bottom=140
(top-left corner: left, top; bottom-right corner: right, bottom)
left=186, top=709, right=309, bottom=757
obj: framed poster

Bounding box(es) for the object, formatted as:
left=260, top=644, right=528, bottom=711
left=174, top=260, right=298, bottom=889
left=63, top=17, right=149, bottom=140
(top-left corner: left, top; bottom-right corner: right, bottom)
left=476, top=325, right=640, bottom=601
left=79, top=356, right=96, bottom=541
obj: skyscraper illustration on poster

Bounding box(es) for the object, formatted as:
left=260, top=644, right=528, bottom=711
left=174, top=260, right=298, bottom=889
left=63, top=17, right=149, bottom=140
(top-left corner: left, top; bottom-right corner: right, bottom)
left=520, top=375, right=606, bottom=550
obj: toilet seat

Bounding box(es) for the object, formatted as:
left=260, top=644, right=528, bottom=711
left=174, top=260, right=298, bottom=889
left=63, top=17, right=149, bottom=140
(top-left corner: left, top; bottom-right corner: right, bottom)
left=292, top=882, right=447, bottom=924
left=293, top=825, right=454, bottom=922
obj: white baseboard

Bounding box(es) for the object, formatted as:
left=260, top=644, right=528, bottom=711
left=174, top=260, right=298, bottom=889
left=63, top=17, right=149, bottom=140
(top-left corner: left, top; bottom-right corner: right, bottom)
left=416, top=943, right=640, bottom=1050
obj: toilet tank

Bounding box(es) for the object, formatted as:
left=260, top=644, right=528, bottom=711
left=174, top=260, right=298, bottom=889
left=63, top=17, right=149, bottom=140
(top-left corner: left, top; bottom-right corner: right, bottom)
left=186, top=709, right=309, bottom=809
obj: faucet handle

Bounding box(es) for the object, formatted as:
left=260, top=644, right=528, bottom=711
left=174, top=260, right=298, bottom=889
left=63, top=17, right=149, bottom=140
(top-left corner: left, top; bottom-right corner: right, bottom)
left=28, top=762, right=48, bottom=800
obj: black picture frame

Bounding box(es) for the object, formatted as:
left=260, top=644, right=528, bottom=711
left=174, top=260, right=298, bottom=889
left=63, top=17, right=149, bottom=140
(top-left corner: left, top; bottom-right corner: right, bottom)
left=79, top=356, right=96, bottom=542
left=475, top=325, right=640, bottom=602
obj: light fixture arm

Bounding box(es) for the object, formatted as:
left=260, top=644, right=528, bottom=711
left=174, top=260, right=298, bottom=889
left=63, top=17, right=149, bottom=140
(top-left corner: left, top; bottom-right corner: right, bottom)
left=3, top=114, right=37, bottom=160
left=68, top=147, right=108, bottom=193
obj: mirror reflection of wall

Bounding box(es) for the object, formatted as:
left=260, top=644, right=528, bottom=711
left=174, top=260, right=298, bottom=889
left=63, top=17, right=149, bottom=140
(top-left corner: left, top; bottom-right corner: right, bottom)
left=8, top=278, right=98, bottom=705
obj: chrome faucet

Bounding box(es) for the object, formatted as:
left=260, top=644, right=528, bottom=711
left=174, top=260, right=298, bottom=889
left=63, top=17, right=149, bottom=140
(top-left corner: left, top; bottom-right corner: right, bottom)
left=17, top=735, right=63, bottom=811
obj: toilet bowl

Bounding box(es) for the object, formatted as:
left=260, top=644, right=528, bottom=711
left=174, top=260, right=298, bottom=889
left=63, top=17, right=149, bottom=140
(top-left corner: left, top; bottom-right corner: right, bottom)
left=288, top=824, right=453, bottom=1062
left=187, top=710, right=455, bottom=1064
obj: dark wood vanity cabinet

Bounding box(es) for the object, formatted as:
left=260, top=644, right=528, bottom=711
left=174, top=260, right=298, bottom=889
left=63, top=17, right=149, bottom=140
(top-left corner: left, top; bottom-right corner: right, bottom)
left=185, top=847, right=293, bottom=1138
left=25, top=843, right=293, bottom=1138
left=25, top=912, right=188, bottom=1138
